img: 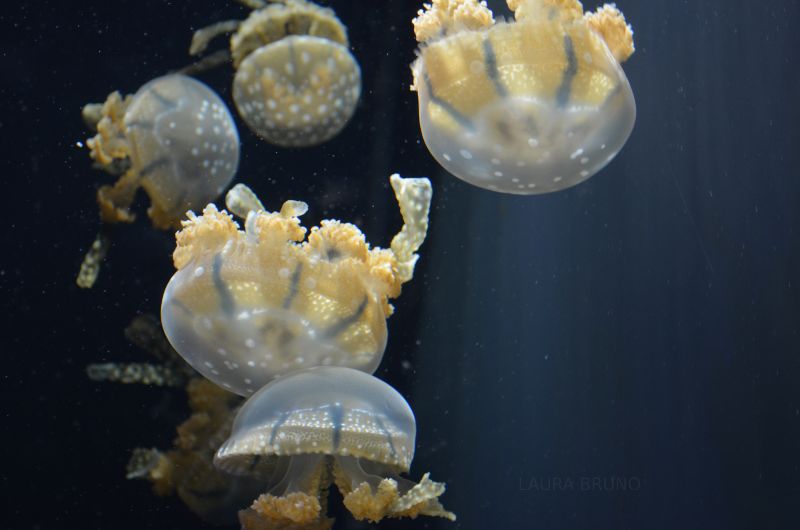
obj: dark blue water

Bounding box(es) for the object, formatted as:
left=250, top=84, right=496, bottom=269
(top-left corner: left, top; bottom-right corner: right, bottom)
left=2, top=1, right=799, bottom=529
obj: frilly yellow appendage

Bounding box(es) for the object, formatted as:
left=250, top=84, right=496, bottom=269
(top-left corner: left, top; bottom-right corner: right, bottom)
left=389, top=173, right=432, bottom=286
left=230, top=0, right=349, bottom=68
left=505, top=1, right=634, bottom=62
left=84, top=92, right=141, bottom=225
left=308, top=220, right=370, bottom=263
left=412, top=0, right=494, bottom=43
left=173, top=205, right=242, bottom=270
left=253, top=492, right=322, bottom=524
left=174, top=175, right=431, bottom=315
left=507, top=0, right=584, bottom=22
left=337, top=472, right=456, bottom=523
left=85, top=91, right=133, bottom=169
left=584, top=3, right=635, bottom=63
left=126, top=448, right=175, bottom=496
left=240, top=495, right=334, bottom=530
left=239, top=458, right=334, bottom=530
left=237, top=457, right=453, bottom=527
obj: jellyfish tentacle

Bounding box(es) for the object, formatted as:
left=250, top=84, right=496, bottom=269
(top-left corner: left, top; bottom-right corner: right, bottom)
left=190, top=19, right=242, bottom=56
left=388, top=174, right=433, bottom=285
left=76, top=229, right=110, bottom=288
left=177, top=49, right=233, bottom=77
left=86, top=362, right=186, bottom=386
left=584, top=3, right=635, bottom=63
left=226, top=183, right=266, bottom=219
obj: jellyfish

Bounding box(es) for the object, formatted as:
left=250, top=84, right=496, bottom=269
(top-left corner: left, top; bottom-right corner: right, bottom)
left=411, top=0, right=636, bottom=194
left=214, top=366, right=455, bottom=527
left=160, top=174, right=432, bottom=396
left=189, top=0, right=361, bottom=147
left=78, top=74, right=240, bottom=288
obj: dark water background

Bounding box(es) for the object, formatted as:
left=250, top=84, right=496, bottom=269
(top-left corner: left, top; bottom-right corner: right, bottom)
left=2, top=0, right=800, bottom=529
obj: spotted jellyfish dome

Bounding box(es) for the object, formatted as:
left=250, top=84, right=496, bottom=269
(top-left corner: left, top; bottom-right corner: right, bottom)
left=412, top=0, right=636, bottom=194
left=232, top=35, right=361, bottom=147
left=160, top=175, right=432, bottom=397
left=215, top=366, right=416, bottom=474
left=124, top=74, right=240, bottom=219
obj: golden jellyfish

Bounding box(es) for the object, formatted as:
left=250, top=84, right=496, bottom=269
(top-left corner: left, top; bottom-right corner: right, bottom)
left=160, top=174, right=432, bottom=396
left=411, top=0, right=636, bottom=194
left=78, top=74, right=240, bottom=288
left=215, top=366, right=455, bottom=527
left=189, top=0, right=362, bottom=147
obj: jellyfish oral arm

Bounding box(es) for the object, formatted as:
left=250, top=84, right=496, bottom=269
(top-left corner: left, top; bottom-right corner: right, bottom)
left=389, top=174, right=433, bottom=285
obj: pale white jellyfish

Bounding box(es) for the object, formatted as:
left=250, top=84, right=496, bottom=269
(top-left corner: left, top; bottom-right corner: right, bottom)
left=215, top=366, right=455, bottom=525
left=78, top=74, right=240, bottom=288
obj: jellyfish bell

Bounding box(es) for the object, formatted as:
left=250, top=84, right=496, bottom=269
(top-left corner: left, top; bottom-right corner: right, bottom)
left=411, top=0, right=636, bottom=194
left=189, top=0, right=361, bottom=147
left=233, top=35, right=361, bottom=147
left=214, top=366, right=455, bottom=525
left=160, top=174, right=433, bottom=396
left=215, top=366, right=415, bottom=475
